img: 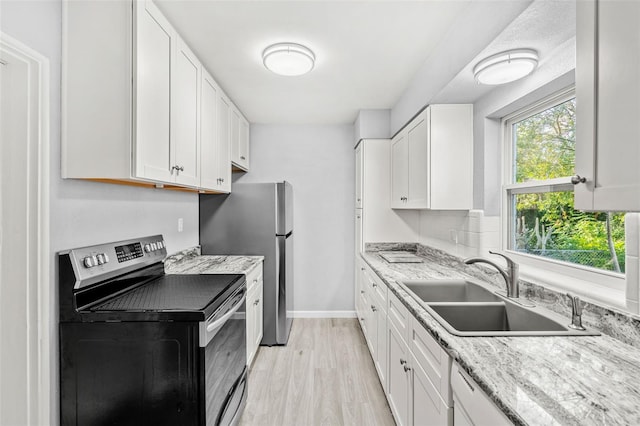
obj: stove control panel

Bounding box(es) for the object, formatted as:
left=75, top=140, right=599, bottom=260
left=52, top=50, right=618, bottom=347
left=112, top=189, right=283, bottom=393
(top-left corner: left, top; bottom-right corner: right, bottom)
left=65, top=235, right=167, bottom=289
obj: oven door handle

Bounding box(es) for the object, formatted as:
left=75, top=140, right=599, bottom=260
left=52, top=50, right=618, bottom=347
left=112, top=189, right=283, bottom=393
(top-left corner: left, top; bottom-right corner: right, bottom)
left=207, top=295, right=244, bottom=333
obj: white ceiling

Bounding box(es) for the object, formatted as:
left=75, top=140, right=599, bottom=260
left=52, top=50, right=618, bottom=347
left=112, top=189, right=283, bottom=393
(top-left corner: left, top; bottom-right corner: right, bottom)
left=156, top=0, right=575, bottom=125
left=433, top=0, right=576, bottom=104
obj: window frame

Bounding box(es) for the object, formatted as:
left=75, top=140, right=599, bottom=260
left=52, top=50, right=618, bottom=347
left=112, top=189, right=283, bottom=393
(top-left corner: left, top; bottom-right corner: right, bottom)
left=500, top=86, right=626, bottom=300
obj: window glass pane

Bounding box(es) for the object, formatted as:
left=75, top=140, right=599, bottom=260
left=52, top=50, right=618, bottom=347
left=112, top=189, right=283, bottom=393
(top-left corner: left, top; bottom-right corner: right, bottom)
left=513, top=98, right=575, bottom=183
left=511, top=190, right=626, bottom=273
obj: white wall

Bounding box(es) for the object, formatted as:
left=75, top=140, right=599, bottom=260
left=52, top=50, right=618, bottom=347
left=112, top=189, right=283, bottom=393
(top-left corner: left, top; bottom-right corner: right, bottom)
left=1, top=2, right=200, bottom=423
left=235, top=124, right=355, bottom=314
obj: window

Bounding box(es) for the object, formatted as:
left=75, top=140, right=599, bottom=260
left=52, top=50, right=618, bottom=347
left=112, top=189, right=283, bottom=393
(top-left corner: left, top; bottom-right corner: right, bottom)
left=503, top=89, right=625, bottom=274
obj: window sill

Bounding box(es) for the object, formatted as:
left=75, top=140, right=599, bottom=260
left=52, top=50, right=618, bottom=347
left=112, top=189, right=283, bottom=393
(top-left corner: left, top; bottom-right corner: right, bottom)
left=506, top=250, right=627, bottom=312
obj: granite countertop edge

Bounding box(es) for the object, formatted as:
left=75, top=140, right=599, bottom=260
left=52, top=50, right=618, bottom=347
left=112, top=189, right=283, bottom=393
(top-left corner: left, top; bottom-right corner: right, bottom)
left=164, top=246, right=264, bottom=276
left=361, top=247, right=640, bottom=426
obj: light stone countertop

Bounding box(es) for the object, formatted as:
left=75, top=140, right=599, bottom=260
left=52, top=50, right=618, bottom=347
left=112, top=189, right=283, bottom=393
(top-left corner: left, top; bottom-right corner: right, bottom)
left=362, top=246, right=640, bottom=426
left=164, top=246, right=263, bottom=276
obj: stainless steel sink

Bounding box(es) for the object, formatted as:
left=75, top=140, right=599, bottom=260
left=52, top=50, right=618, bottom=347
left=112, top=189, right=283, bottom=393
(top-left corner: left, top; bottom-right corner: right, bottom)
left=402, top=279, right=503, bottom=303
left=399, top=279, right=599, bottom=337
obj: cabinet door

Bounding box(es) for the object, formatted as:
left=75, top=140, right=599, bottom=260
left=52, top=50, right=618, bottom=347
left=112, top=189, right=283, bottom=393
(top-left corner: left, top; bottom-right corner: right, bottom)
left=453, top=395, right=474, bottom=426
left=576, top=0, right=640, bottom=211
left=217, top=93, right=231, bottom=188
left=411, top=354, right=449, bottom=426
left=355, top=143, right=363, bottom=208
left=387, top=322, right=410, bottom=426
left=355, top=209, right=363, bottom=255
left=200, top=70, right=219, bottom=190
left=406, top=112, right=428, bottom=209
left=254, top=282, right=263, bottom=349
left=391, top=132, right=408, bottom=209
left=230, top=108, right=241, bottom=164
left=238, top=117, right=250, bottom=170
left=172, top=38, right=200, bottom=186
left=375, top=306, right=388, bottom=393
left=134, top=0, right=174, bottom=183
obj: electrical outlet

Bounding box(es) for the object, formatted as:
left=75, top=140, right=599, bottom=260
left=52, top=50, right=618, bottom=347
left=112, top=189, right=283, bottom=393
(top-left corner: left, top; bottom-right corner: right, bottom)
left=178, top=218, right=184, bottom=232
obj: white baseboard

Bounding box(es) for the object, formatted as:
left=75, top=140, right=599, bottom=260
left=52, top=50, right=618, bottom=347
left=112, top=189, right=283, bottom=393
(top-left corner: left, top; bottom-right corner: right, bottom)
left=290, top=311, right=357, bottom=318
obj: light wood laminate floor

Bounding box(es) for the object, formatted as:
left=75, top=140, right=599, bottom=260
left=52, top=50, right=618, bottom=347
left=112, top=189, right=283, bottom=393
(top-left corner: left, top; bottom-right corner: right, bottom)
left=239, top=318, right=396, bottom=426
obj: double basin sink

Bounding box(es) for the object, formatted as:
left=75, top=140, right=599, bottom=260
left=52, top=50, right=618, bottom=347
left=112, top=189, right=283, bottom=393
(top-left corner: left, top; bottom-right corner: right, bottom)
left=400, top=279, right=599, bottom=336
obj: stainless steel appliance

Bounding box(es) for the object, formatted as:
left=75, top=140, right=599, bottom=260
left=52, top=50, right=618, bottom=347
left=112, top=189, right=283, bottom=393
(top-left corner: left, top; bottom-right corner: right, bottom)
left=200, top=181, right=293, bottom=346
left=58, top=235, right=247, bottom=426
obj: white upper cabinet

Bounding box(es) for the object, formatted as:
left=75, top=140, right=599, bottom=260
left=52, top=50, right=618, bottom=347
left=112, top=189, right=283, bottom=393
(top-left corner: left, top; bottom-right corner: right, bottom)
left=172, top=37, right=201, bottom=187
left=355, top=142, right=363, bottom=208
left=231, top=106, right=251, bottom=172
left=391, top=133, right=409, bottom=208
left=575, top=0, right=640, bottom=211
left=390, top=104, right=473, bottom=210
left=134, top=0, right=174, bottom=184
left=62, top=0, right=249, bottom=192
left=200, top=70, right=231, bottom=192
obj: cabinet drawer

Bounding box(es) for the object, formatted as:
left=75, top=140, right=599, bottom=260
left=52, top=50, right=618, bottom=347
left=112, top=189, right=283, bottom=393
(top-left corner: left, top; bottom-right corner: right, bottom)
left=246, top=264, right=263, bottom=292
left=411, top=316, right=451, bottom=403
left=388, top=290, right=410, bottom=344
left=451, top=363, right=511, bottom=425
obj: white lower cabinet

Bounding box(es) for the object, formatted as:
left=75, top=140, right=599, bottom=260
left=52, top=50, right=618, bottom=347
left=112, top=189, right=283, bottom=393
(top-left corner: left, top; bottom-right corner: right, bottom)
left=451, top=363, right=511, bottom=426
left=356, top=259, right=512, bottom=426
left=358, top=260, right=388, bottom=392
left=386, top=290, right=452, bottom=426
left=246, top=264, right=264, bottom=367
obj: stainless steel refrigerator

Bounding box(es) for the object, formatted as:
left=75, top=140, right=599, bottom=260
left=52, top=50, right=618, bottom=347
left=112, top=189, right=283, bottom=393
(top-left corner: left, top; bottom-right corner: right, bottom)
left=199, top=182, right=293, bottom=346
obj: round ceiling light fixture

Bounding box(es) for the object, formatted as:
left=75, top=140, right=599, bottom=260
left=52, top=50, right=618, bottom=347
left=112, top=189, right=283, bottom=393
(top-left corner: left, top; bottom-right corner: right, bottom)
left=473, top=49, right=538, bottom=85
left=262, top=42, right=315, bottom=76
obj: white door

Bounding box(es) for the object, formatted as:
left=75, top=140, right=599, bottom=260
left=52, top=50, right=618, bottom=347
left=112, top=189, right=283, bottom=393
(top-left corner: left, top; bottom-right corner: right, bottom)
left=173, top=37, right=200, bottom=187
left=387, top=323, right=409, bottom=426
left=200, top=70, right=219, bottom=190
left=0, top=34, right=50, bottom=426
left=576, top=0, right=640, bottom=211
left=391, top=132, right=408, bottom=209
left=407, top=111, right=428, bottom=209
left=355, top=142, right=363, bottom=208
left=134, top=0, right=175, bottom=183
left=217, top=94, right=232, bottom=191
left=238, top=117, right=250, bottom=170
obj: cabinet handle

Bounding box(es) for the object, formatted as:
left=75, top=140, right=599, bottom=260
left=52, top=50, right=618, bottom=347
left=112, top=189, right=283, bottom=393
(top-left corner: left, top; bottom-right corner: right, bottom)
left=240, top=156, right=246, bottom=160
left=404, top=365, right=411, bottom=373
left=399, top=359, right=407, bottom=365
left=172, top=165, right=184, bottom=174
left=457, top=370, right=475, bottom=392
left=254, top=299, right=259, bottom=306
left=570, top=175, right=586, bottom=185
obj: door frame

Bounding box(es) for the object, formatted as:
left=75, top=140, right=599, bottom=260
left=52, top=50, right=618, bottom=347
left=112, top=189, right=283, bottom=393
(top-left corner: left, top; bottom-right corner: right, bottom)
left=0, top=32, right=51, bottom=425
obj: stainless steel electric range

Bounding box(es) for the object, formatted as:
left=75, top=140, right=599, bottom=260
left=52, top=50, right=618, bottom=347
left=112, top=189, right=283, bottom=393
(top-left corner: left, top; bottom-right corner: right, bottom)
left=59, top=235, right=247, bottom=426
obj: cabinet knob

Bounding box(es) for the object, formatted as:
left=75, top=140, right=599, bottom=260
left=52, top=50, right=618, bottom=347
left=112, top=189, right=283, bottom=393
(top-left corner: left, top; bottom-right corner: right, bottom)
left=357, top=198, right=361, bottom=202
left=372, top=283, right=377, bottom=288
left=371, top=305, right=377, bottom=312
left=240, top=156, right=246, bottom=160
left=254, top=299, right=259, bottom=306
left=360, top=290, right=365, bottom=294
left=220, top=178, right=225, bottom=183
left=571, top=175, right=586, bottom=185
left=404, top=365, right=412, bottom=373
left=399, top=359, right=407, bottom=365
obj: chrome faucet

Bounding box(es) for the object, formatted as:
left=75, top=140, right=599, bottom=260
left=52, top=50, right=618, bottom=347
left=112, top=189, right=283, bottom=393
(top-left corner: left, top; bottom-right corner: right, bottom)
left=464, top=251, right=521, bottom=299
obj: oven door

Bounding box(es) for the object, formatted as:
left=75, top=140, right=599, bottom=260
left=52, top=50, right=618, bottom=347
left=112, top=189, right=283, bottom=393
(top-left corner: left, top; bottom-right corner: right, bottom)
left=200, top=286, right=247, bottom=425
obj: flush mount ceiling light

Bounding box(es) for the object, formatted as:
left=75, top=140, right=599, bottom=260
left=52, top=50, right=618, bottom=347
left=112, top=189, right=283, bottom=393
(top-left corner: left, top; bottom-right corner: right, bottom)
left=262, top=42, right=315, bottom=76
left=473, top=49, right=539, bottom=85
